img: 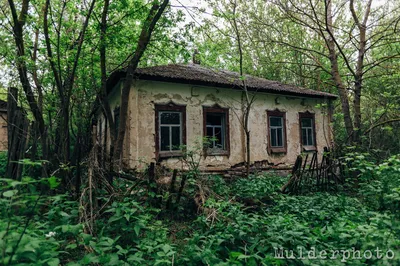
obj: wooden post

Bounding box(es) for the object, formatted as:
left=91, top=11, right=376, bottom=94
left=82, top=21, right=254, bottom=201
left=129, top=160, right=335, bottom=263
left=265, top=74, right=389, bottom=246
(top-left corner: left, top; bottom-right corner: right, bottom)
left=166, top=169, right=178, bottom=210
left=175, top=173, right=187, bottom=206
left=148, top=162, right=155, bottom=188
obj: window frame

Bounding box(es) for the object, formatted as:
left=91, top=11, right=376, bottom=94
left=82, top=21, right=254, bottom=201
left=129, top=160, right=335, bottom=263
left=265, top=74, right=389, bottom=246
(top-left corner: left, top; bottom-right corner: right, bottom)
left=203, top=106, right=230, bottom=156
left=267, top=110, right=287, bottom=154
left=299, top=112, right=317, bottom=151
left=155, top=102, right=186, bottom=158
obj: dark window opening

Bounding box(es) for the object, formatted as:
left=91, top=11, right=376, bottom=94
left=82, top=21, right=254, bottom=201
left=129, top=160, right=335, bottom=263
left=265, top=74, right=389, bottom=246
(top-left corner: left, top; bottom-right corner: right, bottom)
left=203, top=106, right=230, bottom=155
left=206, top=113, right=225, bottom=150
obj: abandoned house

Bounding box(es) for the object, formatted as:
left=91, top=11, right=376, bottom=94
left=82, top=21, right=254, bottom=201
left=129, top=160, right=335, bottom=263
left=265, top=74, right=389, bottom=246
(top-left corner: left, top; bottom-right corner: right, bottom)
left=0, top=99, right=7, bottom=151
left=97, top=64, right=337, bottom=172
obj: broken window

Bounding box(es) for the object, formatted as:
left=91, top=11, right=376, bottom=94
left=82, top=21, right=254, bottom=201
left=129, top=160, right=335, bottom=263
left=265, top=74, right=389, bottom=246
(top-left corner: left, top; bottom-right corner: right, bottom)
left=203, top=106, right=229, bottom=155
left=267, top=110, right=287, bottom=153
left=206, top=113, right=225, bottom=149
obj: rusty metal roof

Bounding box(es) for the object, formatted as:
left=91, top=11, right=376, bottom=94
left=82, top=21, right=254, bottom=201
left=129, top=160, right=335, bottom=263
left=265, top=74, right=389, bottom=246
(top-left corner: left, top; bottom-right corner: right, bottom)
left=107, top=64, right=337, bottom=99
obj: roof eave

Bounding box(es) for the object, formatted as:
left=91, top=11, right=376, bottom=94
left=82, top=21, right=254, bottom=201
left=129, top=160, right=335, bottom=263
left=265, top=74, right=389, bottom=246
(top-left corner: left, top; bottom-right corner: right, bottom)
left=132, top=74, right=338, bottom=100
left=106, top=69, right=338, bottom=100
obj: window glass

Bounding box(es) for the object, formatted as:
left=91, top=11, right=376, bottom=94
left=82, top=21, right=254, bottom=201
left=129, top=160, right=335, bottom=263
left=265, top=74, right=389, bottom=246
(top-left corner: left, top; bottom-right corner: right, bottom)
left=302, top=128, right=308, bottom=145
left=159, top=111, right=182, bottom=152
left=206, top=113, right=223, bottom=126
left=301, top=118, right=312, bottom=127
left=270, top=116, right=282, bottom=127
left=277, top=128, right=283, bottom=147
left=171, top=126, right=181, bottom=149
left=307, top=128, right=313, bottom=146
left=206, top=127, right=213, bottom=137
left=214, top=127, right=223, bottom=148
left=300, top=117, right=314, bottom=146
left=161, top=113, right=180, bottom=124
left=160, top=126, right=170, bottom=151
left=271, top=128, right=278, bottom=147
left=269, top=115, right=284, bottom=148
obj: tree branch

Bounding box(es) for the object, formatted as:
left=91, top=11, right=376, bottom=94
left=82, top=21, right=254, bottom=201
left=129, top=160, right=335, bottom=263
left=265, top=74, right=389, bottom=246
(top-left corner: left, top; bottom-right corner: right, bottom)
left=364, top=118, right=400, bottom=135
left=115, top=0, right=170, bottom=165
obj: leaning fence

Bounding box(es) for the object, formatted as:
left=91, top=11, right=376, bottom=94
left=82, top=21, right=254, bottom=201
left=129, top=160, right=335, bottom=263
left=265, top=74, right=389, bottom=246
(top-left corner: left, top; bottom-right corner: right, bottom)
left=281, top=147, right=346, bottom=194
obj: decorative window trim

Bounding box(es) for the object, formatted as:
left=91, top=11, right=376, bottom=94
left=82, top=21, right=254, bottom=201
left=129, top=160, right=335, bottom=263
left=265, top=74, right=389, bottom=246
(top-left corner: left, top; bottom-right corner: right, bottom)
left=299, top=111, right=317, bottom=151
left=155, top=102, right=186, bottom=159
left=203, top=104, right=230, bottom=156
left=267, top=109, right=287, bottom=154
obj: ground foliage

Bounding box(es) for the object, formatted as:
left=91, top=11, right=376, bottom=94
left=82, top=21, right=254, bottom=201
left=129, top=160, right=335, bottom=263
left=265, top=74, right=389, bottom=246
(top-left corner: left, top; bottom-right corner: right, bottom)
left=1, top=153, right=400, bottom=265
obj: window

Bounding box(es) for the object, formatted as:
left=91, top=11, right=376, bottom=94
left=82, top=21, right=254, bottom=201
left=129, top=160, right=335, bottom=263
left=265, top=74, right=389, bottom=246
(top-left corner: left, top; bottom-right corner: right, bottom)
left=155, top=103, right=186, bottom=157
left=159, top=112, right=182, bottom=151
left=203, top=106, right=229, bottom=155
left=299, top=112, right=316, bottom=150
left=267, top=110, right=287, bottom=153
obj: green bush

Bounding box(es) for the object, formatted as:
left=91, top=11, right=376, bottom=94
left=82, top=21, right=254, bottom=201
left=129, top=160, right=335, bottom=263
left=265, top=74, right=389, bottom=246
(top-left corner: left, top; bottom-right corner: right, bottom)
left=0, top=177, right=62, bottom=265
left=346, top=153, right=400, bottom=212
left=2, top=155, right=400, bottom=265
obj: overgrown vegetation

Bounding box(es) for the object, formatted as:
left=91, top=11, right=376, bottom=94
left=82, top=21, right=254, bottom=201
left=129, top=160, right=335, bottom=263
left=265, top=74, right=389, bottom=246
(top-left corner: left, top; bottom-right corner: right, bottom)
left=1, top=0, right=400, bottom=265
left=1, top=153, right=399, bottom=265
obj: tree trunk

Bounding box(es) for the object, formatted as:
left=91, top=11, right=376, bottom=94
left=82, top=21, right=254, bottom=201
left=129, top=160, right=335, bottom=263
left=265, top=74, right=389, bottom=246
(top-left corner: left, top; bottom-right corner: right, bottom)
left=8, top=0, right=48, bottom=158
left=246, top=130, right=250, bottom=177
left=99, top=0, right=116, bottom=183
left=325, top=1, right=354, bottom=142
left=114, top=0, right=170, bottom=167
left=350, top=0, right=372, bottom=143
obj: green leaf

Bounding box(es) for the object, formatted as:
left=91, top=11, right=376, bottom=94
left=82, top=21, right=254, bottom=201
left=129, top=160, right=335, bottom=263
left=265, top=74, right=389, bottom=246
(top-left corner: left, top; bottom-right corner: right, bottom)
left=61, top=225, right=68, bottom=233
left=134, top=225, right=141, bottom=236
left=60, top=211, right=70, bottom=217
left=230, top=251, right=243, bottom=259
left=81, top=233, right=93, bottom=244
left=66, top=243, right=77, bottom=250
left=3, top=190, right=15, bottom=197
left=47, top=258, right=60, bottom=266
left=10, top=181, right=22, bottom=187
left=48, top=176, right=61, bottom=189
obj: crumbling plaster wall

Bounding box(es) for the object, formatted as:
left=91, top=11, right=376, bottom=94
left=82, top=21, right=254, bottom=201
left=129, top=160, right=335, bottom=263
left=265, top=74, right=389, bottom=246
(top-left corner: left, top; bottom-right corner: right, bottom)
left=126, top=80, right=332, bottom=171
